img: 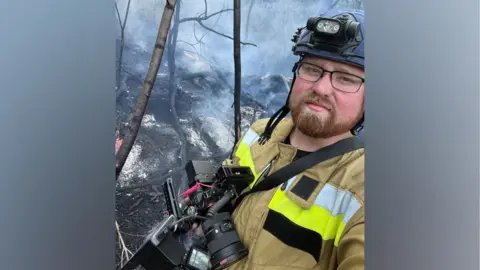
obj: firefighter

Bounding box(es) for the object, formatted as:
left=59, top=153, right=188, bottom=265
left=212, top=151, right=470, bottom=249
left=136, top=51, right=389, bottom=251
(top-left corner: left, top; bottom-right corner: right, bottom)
left=195, top=8, right=365, bottom=270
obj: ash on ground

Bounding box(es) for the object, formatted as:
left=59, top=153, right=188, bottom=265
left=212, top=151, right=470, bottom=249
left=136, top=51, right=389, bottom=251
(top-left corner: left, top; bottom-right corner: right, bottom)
left=115, top=41, right=291, bottom=269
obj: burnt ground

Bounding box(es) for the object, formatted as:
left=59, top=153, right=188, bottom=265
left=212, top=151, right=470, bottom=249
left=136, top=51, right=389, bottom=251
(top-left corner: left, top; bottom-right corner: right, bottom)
left=113, top=39, right=366, bottom=268
left=113, top=1, right=366, bottom=266
left=114, top=40, right=293, bottom=269
left=115, top=186, right=169, bottom=268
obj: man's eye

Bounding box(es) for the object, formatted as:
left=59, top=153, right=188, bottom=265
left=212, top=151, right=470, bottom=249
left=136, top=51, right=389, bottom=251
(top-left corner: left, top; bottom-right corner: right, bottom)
left=336, top=75, right=360, bottom=84
left=305, top=67, right=320, bottom=73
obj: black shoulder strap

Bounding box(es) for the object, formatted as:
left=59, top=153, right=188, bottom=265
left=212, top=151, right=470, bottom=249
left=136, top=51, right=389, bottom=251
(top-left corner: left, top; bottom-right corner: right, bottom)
left=233, top=136, right=364, bottom=209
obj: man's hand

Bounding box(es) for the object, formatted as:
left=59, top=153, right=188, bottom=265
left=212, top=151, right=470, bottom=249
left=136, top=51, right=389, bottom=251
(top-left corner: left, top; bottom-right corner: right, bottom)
left=190, top=222, right=207, bottom=247
left=191, top=222, right=205, bottom=236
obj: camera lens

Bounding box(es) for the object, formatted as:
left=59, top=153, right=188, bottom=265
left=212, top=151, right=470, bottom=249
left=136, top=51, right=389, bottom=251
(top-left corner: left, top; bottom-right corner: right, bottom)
left=201, top=212, right=248, bottom=270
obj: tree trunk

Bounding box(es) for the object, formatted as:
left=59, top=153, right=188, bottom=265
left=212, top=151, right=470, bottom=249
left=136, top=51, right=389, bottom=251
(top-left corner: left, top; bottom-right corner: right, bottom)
left=233, top=0, right=242, bottom=148
left=167, top=0, right=188, bottom=167
left=115, top=0, right=177, bottom=179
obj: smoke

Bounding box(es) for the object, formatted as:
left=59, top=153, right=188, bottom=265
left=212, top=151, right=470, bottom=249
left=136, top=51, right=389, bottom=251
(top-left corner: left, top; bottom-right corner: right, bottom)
left=115, top=0, right=344, bottom=77
left=114, top=0, right=365, bottom=255
left=114, top=0, right=365, bottom=182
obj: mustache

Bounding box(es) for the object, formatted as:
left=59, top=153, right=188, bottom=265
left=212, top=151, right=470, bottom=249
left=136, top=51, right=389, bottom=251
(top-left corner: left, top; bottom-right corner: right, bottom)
left=302, top=94, right=333, bottom=110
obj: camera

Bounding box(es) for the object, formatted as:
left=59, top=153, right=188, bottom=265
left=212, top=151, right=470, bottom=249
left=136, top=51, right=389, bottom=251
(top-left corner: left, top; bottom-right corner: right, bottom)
left=120, top=160, right=255, bottom=270
left=120, top=214, right=213, bottom=270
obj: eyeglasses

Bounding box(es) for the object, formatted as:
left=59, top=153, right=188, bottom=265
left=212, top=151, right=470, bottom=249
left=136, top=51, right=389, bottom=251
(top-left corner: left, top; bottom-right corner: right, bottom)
left=296, top=62, right=365, bottom=93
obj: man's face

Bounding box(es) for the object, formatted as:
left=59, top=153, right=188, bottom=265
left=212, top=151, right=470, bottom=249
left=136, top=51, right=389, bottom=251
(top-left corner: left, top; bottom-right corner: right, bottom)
left=289, top=56, right=365, bottom=138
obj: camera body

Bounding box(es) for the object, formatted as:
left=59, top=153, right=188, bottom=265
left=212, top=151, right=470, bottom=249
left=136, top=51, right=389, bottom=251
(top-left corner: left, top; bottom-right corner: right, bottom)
left=120, top=215, right=211, bottom=270
left=179, top=161, right=254, bottom=219
left=120, top=160, right=254, bottom=270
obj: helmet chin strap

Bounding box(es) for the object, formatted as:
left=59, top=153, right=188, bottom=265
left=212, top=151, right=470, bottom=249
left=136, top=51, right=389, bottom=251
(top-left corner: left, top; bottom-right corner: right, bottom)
left=258, top=62, right=299, bottom=145
left=351, top=114, right=364, bottom=135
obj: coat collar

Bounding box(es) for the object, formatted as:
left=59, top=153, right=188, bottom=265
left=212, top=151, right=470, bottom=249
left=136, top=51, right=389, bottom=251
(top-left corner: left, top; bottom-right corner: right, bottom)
left=249, top=117, right=297, bottom=174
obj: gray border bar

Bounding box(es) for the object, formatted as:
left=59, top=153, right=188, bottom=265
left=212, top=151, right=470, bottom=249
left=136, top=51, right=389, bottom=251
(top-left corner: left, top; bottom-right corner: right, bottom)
left=0, top=0, right=115, bottom=269
left=366, top=0, right=479, bottom=269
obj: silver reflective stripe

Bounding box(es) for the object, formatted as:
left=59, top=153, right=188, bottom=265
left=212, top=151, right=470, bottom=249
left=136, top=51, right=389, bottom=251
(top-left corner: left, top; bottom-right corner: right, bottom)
left=284, top=176, right=296, bottom=190
left=279, top=177, right=362, bottom=225
left=313, top=183, right=362, bottom=224
left=242, top=128, right=259, bottom=146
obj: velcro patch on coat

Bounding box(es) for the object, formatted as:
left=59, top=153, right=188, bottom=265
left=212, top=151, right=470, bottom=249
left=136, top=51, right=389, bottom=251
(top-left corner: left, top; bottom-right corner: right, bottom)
left=286, top=175, right=322, bottom=209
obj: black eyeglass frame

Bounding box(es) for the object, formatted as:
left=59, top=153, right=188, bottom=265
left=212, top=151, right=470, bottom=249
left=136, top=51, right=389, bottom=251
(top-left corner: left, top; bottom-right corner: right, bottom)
left=295, top=62, right=365, bottom=93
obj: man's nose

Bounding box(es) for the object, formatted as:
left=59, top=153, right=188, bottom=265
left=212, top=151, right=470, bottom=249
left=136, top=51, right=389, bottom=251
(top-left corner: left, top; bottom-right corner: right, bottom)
left=312, top=73, right=334, bottom=96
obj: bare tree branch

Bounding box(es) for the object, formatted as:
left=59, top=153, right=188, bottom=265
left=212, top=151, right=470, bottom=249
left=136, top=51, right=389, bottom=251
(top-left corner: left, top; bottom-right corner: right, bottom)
left=203, top=0, right=208, bottom=16
left=191, top=5, right=225, bottom=46
left=177, top=40, right=201, bottom=55
left=116, top=221, right=133, bottom=267
left=178, top=8, right=233, bottom=23
left=175, top=2, right=256, bottom=47
left=192, top=20, right=204, bottom=45
left=197, top=20, right=257, bottom=47
left=122, top=0, right=132, bottom=30
left=116, top=0, right=177, bottom=179
left=115, top=3, right=123, bottom=30
left=115, top=0, right=132, bottom=88
left=166, top=0, right=188, bottom=168
left=245, top=0, right=256, bottom=39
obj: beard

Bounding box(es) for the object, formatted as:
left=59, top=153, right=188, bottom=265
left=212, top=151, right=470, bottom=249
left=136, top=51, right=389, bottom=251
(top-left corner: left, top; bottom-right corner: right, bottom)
left=289, top=92, right=363, bottom=138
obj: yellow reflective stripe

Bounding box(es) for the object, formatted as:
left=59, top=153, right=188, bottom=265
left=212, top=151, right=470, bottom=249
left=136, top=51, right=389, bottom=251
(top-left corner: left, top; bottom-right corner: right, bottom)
left=268, top=181, right=362, bottom=246
left=234, top=129, right=261, bottom=188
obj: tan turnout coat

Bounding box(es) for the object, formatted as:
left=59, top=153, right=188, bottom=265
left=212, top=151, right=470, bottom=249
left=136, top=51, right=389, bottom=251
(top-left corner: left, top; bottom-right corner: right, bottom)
left=224, top=117, right=365, bottom=270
